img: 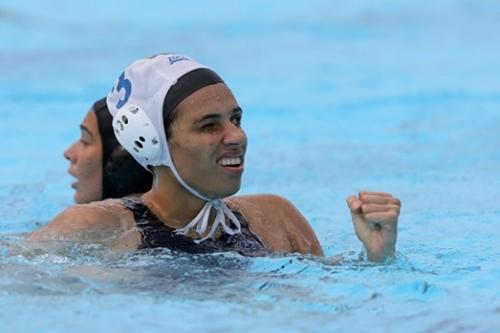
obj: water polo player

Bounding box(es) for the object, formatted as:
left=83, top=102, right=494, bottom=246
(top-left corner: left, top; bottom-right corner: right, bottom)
left=30, top=54, right=401, bottom=262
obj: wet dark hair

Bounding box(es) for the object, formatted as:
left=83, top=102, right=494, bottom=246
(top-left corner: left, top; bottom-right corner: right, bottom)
left=93, top=98, right=153, bottom=199
left=162, top=68, right=224, bottom=139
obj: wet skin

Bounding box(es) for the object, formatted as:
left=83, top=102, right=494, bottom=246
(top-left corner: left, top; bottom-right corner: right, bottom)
left=168, top=83, right=247, bottom=199
left=64, top=110, right=103, bottom=204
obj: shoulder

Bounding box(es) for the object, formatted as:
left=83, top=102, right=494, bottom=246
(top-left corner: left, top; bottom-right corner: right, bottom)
left=61, top=198, right=133, bottom=226
left=226, top=194, right=323, bottom=256
left=228, top=193, right=294, bottom=208
left=226, top=194, right=305, bottom=222
left=27, top=199, right=135, bottom=241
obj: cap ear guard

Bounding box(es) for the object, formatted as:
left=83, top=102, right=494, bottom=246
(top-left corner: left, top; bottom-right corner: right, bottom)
left=112, top=104, right=161, bottom=168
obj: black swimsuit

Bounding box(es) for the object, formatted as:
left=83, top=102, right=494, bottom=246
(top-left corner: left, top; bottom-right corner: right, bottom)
left=122, top=197, right=268, bottom=257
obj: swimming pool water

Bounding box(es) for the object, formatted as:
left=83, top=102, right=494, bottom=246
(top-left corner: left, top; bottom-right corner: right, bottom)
left=1, top=1, right=500, bottom=332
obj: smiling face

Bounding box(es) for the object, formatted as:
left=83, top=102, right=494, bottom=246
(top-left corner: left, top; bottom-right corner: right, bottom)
left=63, top=110, right=103, bottom=203
left=167, top=83, right=247, bottom=199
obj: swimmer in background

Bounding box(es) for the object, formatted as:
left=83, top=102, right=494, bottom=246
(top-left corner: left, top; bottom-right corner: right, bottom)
left=65, top=98, right=152, bottom=203
left=29, top=54, right=401, bottom=262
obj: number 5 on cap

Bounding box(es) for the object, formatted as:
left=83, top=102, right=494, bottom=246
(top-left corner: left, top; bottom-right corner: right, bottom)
left=115, top=72, right=132, bottom=109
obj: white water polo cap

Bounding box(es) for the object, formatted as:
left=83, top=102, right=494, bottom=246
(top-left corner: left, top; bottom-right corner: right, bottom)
left=107, top=54, right=206, bottom=169
left=106, top=54, right=242, bottom=241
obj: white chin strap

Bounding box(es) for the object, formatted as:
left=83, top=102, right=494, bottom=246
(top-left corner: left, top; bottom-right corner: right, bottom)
left=174, top=200, right=242, bottom=242
left=166, top=153, right=242, bottom=241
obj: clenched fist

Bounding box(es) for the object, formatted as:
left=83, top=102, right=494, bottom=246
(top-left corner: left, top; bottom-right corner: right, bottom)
left=347, top=191, right=401, bottom=262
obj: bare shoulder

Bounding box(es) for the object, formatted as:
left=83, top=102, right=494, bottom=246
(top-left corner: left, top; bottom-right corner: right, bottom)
left=226, top=194, right=323, bottom=256
left=27, top=199, right=135, bottom=241
left=228, top=194, right=294, bottom=209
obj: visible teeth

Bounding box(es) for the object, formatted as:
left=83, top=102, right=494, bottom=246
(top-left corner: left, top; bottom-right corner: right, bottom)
left=219, top=157, right=241, bottom=166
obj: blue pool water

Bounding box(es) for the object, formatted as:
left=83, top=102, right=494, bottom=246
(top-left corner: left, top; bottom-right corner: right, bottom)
left=1, top=1, right=500, bottom=332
